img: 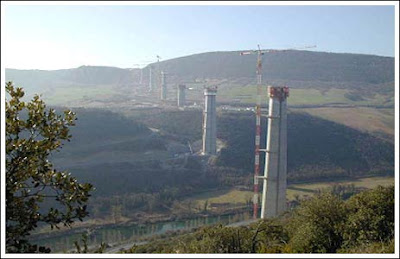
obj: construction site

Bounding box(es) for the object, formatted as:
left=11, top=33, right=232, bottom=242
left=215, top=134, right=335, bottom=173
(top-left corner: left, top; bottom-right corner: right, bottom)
left=124, top=46, right=315, bottom=219
left=21, top=44, right=396, bottom=253
left=4, top=3, right=396, bottom=254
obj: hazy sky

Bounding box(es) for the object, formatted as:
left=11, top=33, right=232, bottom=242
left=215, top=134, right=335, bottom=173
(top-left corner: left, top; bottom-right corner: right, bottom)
left=2, top=3, right=396, bottom=70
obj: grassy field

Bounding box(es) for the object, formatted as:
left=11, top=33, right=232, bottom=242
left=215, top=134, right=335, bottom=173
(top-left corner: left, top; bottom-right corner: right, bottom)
left=219, top=86, right=351, bottom=106
left=289, top=88, right=350, bottom=106
left=286, top=176, right=394, bottom=200
left=296, top=107, right=394, bottom=138
left=188, top=176, right=394, bottom=209
left=218, top=85, right=393, bottom=107
left=189, top=189, right=254, bottom=208
left=44, top=85, right=117, bottom=106
left=220, top=84, right=394, bottom=141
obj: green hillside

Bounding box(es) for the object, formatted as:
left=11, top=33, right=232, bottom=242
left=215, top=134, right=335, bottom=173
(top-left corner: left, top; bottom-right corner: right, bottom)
left=152, top=50, right=394, bottom=95
left=38, top=107, right=392, bottom=220
left=154, top=50, right=393, bottom=82
left=133, top=109, right=393, bottom=181
left=89, top=108, right=394, bottom=190
left=5, top=50, right=394, bottom=106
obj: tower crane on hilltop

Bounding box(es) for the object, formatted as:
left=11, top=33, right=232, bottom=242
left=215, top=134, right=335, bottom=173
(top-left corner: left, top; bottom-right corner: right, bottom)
left=240, top=44, right=316, bottom=219
left=147, top=55, right=162, bottom=93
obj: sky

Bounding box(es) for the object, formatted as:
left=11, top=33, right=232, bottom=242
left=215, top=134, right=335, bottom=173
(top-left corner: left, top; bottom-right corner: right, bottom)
left=1, top=2, right=397, bottom=70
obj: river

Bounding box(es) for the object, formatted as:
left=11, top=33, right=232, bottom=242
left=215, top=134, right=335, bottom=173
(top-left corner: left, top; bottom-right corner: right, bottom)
left=31, top=210, right=252, bottom=253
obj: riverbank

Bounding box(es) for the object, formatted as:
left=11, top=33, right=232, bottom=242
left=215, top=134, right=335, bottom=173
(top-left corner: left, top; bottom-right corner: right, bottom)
left=30, top=208, right=252, bottom=253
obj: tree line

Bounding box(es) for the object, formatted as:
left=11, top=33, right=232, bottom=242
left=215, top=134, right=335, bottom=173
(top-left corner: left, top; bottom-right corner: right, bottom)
left=123, top=185, right=394, bottom=254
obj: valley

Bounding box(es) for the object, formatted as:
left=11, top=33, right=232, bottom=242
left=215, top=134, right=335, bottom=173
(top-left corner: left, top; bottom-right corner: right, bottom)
left=5, top=49, right=395, bottom=253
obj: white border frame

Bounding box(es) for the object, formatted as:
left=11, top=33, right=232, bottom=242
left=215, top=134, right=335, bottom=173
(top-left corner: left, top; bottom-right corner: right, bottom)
left=1, top=1, right=398, bottom=258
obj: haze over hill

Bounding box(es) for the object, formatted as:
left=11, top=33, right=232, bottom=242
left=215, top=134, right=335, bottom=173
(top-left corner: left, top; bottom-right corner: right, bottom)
left=6, top=49, right=394, bottom=141
left=5, top=65, right=138, bottom=99
left=154, top=50, right=394, bottom=90
left=5, top=50, right=394, bottom=98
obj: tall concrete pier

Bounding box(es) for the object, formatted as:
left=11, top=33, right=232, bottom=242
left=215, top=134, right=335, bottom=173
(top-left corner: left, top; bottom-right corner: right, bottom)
left=148, top=66, right=153, bottom=91
left=202, top=86, right=217, bottom=155
left=177, top=84, right=186, bottom=107
left=261, top=86, right=289, bottom=219
left=160, top=71, right=167, bottom=100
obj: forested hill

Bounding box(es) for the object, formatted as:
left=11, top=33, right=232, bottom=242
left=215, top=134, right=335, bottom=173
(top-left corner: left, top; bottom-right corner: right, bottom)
left=6, top=50, right=394, bottom=95
left=154, top=50, right=393, bottom=86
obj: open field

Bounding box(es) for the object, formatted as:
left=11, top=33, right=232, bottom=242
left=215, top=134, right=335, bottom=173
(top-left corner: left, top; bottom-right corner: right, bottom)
left=219, top=85, right=394, bottom=141
left=44, top=85, right=118, bottom=106
left=188, top=176, right=394, bottom=209
left=190, top=189, right=254, bottom=208
left=295, top=107, right=394, bottom=138
left=286, top=176, right=394, bottom=200
left=218, top=85, right=393, bottom=107
left=289, top=88, right=349, bottom=106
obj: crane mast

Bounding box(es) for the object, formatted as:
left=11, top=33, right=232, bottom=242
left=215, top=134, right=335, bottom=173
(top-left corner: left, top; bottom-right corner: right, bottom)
left=240, top=44, right=316, bottom=219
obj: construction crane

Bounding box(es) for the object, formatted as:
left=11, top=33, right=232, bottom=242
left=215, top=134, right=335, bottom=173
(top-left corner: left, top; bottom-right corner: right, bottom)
left=132, top=55, right=162, bottom=92
left=240, top=44, right=316, bottom=219
left=155, top=55, right=163, bottom=93
left=132, top=62, right=153, bottom=85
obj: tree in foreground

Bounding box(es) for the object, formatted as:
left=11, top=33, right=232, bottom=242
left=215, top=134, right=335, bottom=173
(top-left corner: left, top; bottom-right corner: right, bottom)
left=341, top=185, right=394, bottom=250
left=5, top=82, right=93, bottom=253
left=286, top=185, right=394, bottom=253
left=287, top=192, right=347, bottom=253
